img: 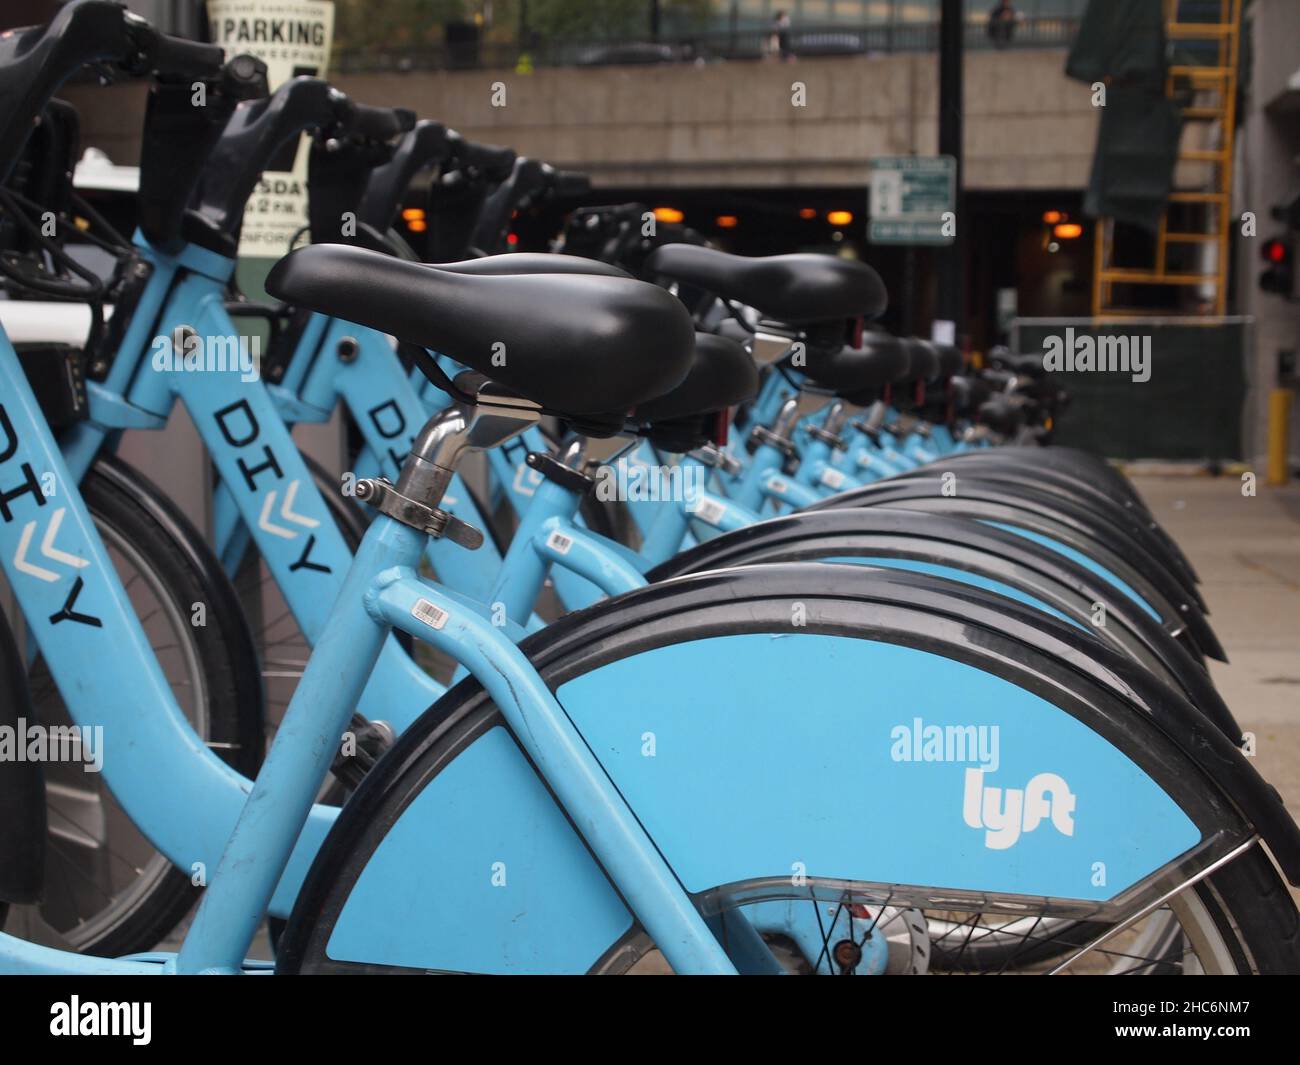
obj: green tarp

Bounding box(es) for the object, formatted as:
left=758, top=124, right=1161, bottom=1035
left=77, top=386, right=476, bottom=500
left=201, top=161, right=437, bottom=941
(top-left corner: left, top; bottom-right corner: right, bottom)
left=1083, top=87, right=1184, bottom=231
left=1066, top=0, right=1168, bottom=89
left=1067, top=0, right=1182, bottom=233
left=1014, top=320, right=1247, bottom=461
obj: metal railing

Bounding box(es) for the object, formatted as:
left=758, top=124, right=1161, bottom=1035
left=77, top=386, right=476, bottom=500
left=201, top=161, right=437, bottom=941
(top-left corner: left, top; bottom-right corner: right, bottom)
left=333, top=16, right=1081, bottom=75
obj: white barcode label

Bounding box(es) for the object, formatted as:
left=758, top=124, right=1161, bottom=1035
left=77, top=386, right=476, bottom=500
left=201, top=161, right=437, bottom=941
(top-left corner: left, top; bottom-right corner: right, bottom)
left=411, top=597, right=449, bottom=630
left=820, top=467, right=846, bottom=489
left=546, top=529, right=574, bottom=555
left=693, top=496, right=726, bottom=526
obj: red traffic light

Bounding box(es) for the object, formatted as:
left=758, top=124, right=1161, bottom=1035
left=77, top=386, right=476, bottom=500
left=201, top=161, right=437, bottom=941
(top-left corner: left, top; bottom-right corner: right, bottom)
left=1260, top=235, right=1294, bottom=296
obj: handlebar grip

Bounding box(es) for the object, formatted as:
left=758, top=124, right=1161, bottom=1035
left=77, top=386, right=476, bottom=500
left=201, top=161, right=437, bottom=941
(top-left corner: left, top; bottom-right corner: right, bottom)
left=357, top=119, right=449, bottom=230
left=550, top=170, right=591, bottom=198
left=222, top=53, right=269, bottom=100
left=149, top=31, right=225, bottom=80
left=401, top=119, right=450, bottom=165
left=454, top=137, right=517, bottom=179
left=347, top=102, right=416, bottom=143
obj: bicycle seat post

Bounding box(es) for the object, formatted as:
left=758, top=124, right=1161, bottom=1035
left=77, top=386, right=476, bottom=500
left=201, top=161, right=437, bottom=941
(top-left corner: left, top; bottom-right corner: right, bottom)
left=356, top=372, right=541, bottom=548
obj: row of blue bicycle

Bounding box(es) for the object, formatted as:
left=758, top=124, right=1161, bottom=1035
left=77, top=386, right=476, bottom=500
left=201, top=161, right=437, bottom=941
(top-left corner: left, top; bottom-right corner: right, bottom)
left=0, top=1, right=1296, bottom=974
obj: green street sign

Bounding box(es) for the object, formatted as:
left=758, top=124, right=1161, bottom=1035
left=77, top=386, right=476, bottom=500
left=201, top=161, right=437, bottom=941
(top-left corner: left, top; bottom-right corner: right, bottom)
left=869, top=156, right=956, bottom=246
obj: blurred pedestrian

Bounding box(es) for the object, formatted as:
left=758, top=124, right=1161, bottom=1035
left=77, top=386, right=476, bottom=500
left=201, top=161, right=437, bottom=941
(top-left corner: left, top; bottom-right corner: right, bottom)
left=987, top=0, right=1017, bottom=49
left=769, top=10, right=793, bottom=62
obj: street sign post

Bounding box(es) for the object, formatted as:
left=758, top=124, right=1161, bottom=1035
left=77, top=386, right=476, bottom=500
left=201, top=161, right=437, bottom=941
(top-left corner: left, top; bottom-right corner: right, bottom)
left=869, top=156, right=956, bottom=245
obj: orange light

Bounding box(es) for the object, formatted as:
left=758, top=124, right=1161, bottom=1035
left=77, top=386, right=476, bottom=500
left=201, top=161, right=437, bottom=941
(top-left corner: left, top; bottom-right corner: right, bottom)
left=798, top=207, right=817, bottom=220
left=827, top=210, right=854, bottom=226
left=715, top=215, right=738, bottom=229
left=1053, top=223, right=1084, bottom=240
left=401, top=208, right=425, bottom=222
left=406, top=219, right=427, bottom=233
left=1042, top=210, right=1064, bottom=225
left=654, top=206, right=684, bottom=224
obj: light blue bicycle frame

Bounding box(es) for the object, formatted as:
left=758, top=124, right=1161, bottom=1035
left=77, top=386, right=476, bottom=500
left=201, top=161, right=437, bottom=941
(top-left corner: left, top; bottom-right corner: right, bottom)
left=1, top=325, right=743, bottom=974
left=57, top=234, right=446, bottom=727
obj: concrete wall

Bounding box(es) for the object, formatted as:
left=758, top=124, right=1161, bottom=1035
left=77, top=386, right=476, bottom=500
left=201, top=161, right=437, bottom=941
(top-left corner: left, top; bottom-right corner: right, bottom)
left=1236, top=0, right=1300, bottom=468
left=332, top=48, right=1098, bottom=191
left=66, top=48, right=1097, bottom=192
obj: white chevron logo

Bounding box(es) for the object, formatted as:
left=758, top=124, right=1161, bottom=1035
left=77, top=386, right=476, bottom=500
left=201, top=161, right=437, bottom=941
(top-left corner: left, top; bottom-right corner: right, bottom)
left=257, top=479, right=320, bottom=540
left=512, top=462, right=542, bottom=498
left=13, top=507, right=90, bottom=583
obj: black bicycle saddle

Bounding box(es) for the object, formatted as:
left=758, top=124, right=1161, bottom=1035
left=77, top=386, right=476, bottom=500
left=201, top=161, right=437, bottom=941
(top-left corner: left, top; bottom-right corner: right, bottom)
left=644, top=244, right=887, bottom=322
left=266, top=243, right=694, bottom=417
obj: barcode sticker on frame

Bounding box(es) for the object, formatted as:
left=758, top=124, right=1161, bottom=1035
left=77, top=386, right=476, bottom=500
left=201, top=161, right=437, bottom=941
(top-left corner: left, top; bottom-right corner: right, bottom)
left=693, top=496, right=726, bottom=526
left=411, top=597, right=450, bottom=630
left=546, top=530, right=574, bottom=555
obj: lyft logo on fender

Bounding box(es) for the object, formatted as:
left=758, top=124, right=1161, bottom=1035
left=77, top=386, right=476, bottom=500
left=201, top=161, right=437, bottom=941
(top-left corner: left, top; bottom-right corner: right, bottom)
left=963, top=768, right=1076, bottom=850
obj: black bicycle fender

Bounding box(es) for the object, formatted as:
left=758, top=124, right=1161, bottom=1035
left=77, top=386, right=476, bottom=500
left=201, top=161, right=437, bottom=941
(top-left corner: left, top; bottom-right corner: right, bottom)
left=893, top=457, right=1200, bottom=591
left=648, top=508, right=1242, bottom=742
left=808, top=478, right=1226, bottom=661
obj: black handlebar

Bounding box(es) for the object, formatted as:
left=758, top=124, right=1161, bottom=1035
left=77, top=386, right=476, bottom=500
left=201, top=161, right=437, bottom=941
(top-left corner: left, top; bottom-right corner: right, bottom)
left=349, top=102, right=416, bottom=145
left=219, top=53, right=269, bottom=98
left=136, top=52, right=268, bottom=252
left=188, top=77, right=345, bottom=248
left=550, top=170, right=592, bottom=198
left=148, top=28, right=225, bottom=81
left=358, top=119, right=449, bottom=231
left=306, top=103, right=413, bottom=249
left=0, top=1, right=238, bottom=182
left=471, top=157, right=593, bottom=255
left=0, top=1, right=225, bottom=182
left=187, top=77, right=415, bottom=252
left=469, top=157, right=542, bottom=253
left=444, top=133, right=517, bottom=181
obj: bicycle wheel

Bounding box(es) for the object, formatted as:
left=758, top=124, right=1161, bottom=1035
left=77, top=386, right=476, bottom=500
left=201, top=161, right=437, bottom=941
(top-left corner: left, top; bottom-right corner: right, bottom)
left=6, top=457, right=263, bottom=956
left=278, top=565, right=1299, bottom=975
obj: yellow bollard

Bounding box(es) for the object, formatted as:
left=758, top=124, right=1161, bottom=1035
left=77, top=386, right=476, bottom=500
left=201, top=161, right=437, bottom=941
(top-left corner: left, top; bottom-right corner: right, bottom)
left=1268, top=388, right=1294, bottom=486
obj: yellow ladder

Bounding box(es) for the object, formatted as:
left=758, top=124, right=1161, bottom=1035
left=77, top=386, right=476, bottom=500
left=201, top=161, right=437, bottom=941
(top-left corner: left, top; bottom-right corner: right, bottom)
left=1092, top=0, right=1242, bottom=317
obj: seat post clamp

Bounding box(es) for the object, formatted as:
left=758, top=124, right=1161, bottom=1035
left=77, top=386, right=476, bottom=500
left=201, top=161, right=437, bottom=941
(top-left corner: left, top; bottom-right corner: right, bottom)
left=848, top=419, right=883, bottom=447
left=525, top=451, right=595, bottom=495
left=805, top=425, right=847, bottom=451
left=354, top=477, right=484, bottom=551
left=687, top=442, right=742, bottom=475
left=750, top=424, right=798, bottom=459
